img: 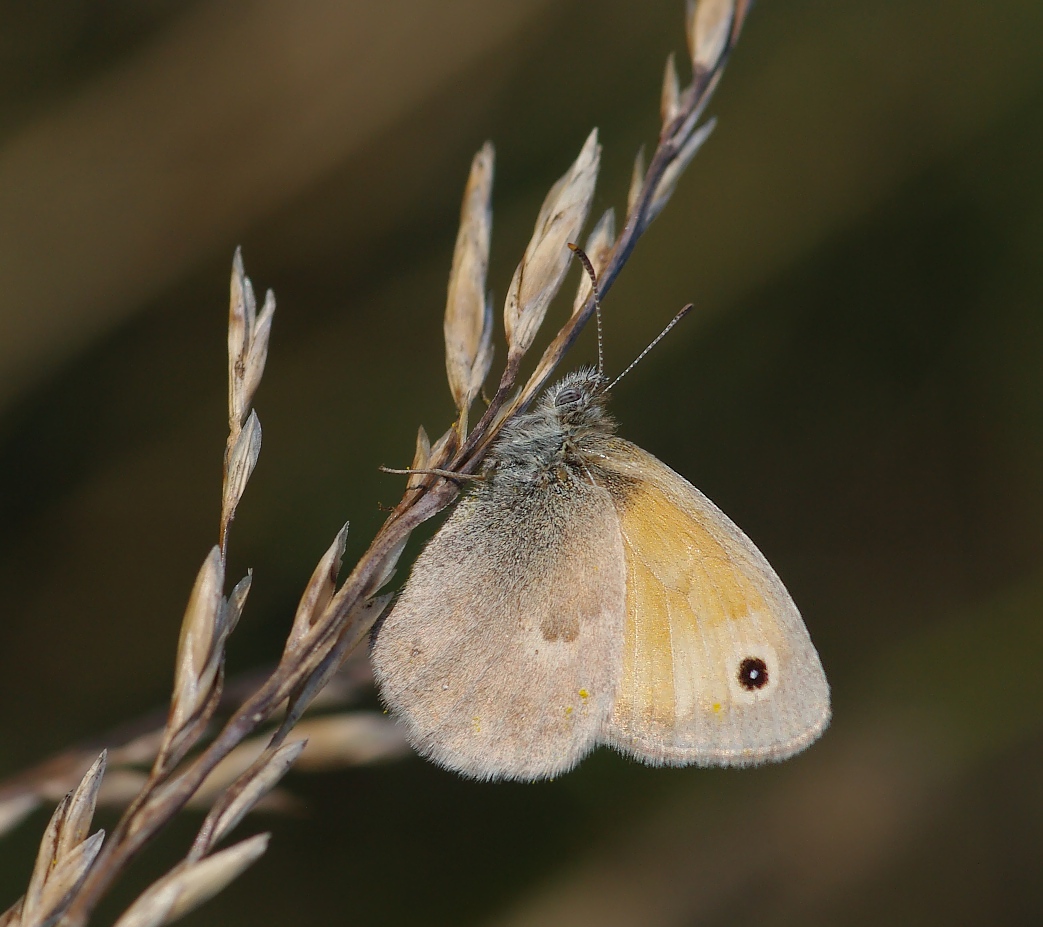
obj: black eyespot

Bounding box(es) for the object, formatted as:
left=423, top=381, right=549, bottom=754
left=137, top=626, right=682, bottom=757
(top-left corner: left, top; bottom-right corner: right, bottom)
left=737, top=657, right=769, bottom=691
left=555, top=386, right=583, bottom=408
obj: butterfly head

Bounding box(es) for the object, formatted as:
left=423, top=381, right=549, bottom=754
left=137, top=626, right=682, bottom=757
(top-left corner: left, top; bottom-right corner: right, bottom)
left=545, top=367, right=613, bottom=435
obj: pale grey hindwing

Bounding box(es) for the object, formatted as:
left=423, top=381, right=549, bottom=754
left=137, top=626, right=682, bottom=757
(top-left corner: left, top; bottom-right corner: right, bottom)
left=371, top=475, right=627, bottom=781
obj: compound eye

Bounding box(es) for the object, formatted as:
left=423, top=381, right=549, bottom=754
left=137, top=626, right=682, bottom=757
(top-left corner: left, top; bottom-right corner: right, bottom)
left=555, top=386, right=583, bottom=408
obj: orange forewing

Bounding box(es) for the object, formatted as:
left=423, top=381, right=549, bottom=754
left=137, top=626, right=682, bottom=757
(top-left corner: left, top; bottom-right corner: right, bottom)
left=599, top=440, right=830, bottom=766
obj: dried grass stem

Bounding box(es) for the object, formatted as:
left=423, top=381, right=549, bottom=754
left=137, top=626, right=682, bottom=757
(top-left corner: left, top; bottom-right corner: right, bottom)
left=12, top=3, right=751, bottom=923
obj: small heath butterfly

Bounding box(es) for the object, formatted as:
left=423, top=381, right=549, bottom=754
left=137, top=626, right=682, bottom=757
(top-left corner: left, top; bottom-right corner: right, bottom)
left=371, top=353, right=830, bottom=780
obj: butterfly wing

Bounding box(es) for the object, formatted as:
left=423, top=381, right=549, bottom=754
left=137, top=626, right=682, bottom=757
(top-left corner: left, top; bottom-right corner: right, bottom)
left=371, top=476, right=627, bottom=781
left=597, top=439, right=830, bottom=766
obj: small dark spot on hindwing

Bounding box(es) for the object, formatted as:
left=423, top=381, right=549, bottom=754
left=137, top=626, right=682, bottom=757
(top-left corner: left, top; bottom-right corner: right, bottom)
left=541, top=612, right=580, bottom=642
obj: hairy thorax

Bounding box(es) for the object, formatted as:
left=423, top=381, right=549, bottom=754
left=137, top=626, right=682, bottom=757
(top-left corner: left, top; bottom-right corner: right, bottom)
left=484, top=368, right=620, bottom=489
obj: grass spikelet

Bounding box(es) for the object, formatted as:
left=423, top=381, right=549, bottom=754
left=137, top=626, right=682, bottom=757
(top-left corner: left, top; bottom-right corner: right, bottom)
left=1, top=4, right=752, bottom=922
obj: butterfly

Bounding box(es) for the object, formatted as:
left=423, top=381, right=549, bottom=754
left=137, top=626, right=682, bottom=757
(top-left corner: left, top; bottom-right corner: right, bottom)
left=370, top=367, right=830, bottom=781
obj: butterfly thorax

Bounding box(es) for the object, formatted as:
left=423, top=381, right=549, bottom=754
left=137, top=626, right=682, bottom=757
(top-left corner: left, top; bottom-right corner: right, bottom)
left=483, top=368, right=618, bottom=488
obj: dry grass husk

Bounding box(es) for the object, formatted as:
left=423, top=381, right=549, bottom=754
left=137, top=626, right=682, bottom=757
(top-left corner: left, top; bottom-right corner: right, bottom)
left=0, top=3, right=748, bottom=923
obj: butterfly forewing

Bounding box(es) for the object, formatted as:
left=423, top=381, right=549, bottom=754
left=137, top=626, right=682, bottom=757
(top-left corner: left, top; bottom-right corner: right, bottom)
left=598, top=439, right=830, bottom=766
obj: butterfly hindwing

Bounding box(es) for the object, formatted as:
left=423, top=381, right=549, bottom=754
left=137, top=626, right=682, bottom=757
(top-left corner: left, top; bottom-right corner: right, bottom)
left=371, top=474, right=627, bottom=781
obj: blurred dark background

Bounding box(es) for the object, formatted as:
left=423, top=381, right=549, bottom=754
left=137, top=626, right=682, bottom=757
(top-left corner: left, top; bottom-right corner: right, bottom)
left=1, top=0, right=1042, bottom=924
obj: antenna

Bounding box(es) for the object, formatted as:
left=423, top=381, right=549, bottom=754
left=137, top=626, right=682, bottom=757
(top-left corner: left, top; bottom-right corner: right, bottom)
left=608, top=303, right=693, bottom=392
left=568, top=243, right=604, bottom=377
